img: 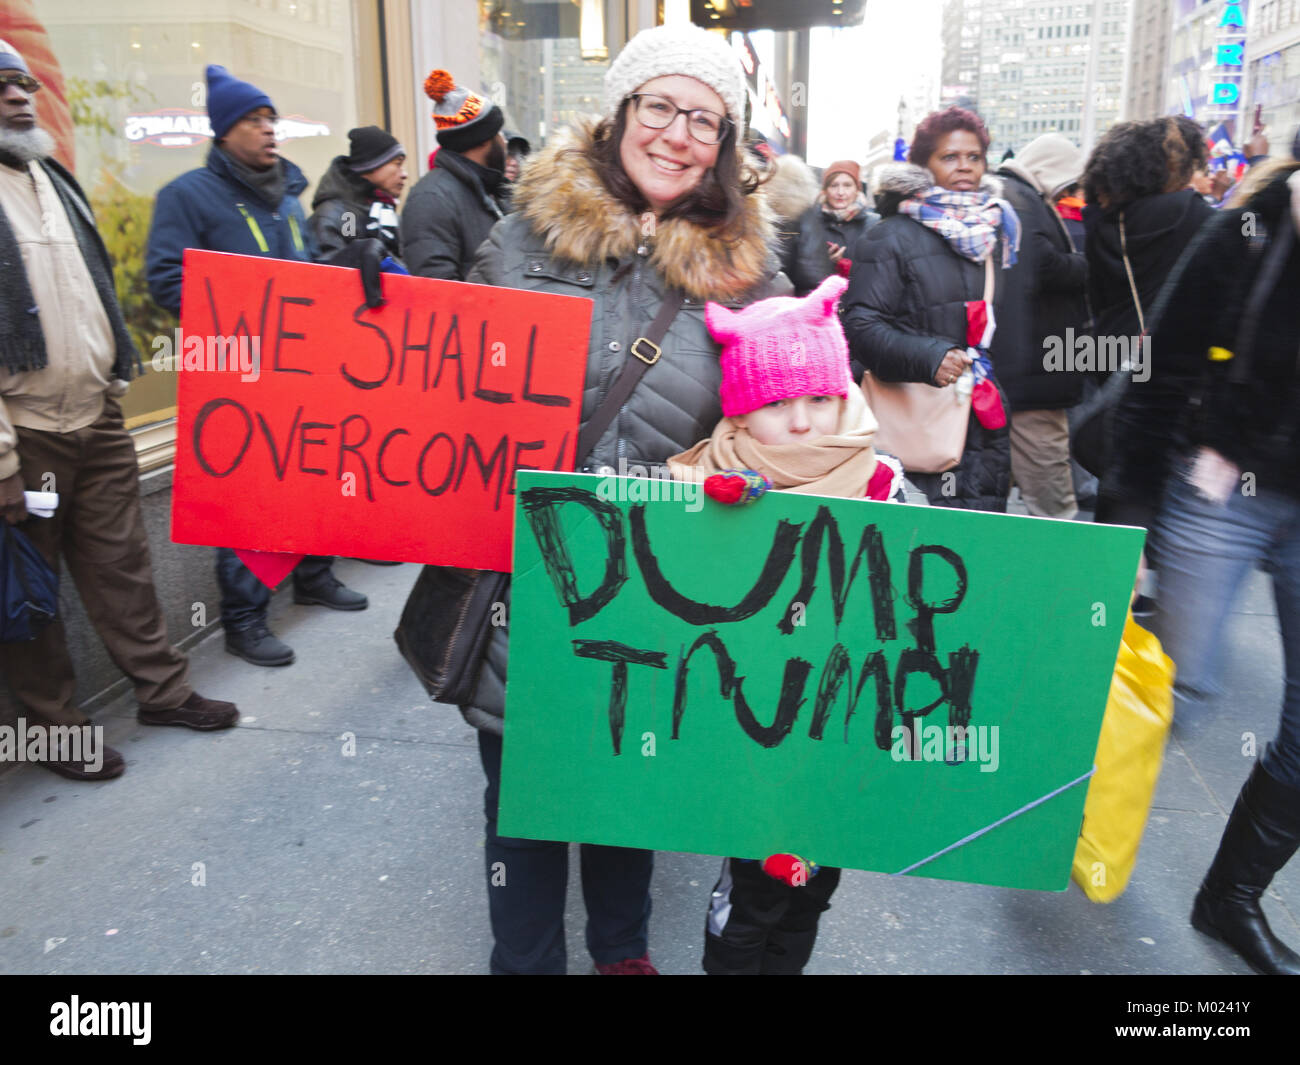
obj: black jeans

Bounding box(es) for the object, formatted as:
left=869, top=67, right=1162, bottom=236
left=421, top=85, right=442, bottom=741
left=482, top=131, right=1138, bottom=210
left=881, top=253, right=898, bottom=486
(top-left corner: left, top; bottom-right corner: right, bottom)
left=215, top=550, right=336, bottom=632
left=477, top=730, right=653, bottom=974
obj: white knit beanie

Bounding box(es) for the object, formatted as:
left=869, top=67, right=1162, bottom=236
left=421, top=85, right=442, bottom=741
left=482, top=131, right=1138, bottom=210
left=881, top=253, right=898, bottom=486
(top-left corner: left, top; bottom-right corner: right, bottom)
left=603, top=23, right=747, bottom=138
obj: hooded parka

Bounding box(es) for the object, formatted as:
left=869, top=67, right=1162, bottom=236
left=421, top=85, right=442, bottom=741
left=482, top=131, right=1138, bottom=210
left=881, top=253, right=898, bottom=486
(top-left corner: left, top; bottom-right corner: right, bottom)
left=994, top=138, right=1089, bottom=411
left=842, top=162, right=1012, bottom=511
left=449, top=121, right=788, bottom=732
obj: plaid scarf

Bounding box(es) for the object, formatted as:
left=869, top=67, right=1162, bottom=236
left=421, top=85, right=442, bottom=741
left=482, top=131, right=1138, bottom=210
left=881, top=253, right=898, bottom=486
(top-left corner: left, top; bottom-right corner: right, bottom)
left=898, top=187, right=1021, bottom=266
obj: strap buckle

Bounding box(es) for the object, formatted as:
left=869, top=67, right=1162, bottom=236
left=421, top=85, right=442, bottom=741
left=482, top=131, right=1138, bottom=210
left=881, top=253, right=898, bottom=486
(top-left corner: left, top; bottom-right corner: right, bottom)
left=630, top=337, right=661, bottom=365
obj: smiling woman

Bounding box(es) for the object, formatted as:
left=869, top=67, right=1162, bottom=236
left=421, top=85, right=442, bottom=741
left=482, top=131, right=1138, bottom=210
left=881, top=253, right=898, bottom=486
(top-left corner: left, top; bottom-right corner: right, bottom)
left=403, top=21, right=788, bottom=977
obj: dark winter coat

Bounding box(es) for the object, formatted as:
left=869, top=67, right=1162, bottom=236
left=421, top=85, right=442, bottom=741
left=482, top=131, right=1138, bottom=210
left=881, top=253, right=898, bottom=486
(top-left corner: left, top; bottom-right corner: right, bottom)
left=1098, top=163, right=1300, bottom=529
left=789, top=200, right=879, bottom=297
left=399, top=148, right=505, bottom=281
left=992, top=168, right=1088, bottom=411
left=308, top=155, right=402, bottom=260
left=1084, top=188, right=1213, bottom=343
left=842, top=162, right=1012, bottom=511
left=450, top=120, right=787, bottom=733
left=146, top=147, right=316, bottom=314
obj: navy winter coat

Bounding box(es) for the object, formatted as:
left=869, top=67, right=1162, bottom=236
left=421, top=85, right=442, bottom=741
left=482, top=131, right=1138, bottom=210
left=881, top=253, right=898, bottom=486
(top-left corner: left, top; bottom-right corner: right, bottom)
left=146, top=147, right=316, bottom=314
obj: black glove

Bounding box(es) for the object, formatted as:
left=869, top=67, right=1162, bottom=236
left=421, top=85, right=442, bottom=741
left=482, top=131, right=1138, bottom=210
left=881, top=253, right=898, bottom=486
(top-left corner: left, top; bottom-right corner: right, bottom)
left=321, top=238, right=386, bottom=308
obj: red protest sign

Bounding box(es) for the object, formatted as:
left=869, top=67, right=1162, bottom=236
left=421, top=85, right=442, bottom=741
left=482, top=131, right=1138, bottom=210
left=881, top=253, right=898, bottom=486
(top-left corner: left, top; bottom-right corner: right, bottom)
left=170, top=250, right=591, bottom=571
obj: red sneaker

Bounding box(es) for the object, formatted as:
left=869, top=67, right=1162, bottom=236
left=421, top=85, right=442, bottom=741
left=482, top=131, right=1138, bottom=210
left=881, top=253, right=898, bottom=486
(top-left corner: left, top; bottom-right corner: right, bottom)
left=594, top=953, right=659, bottom=975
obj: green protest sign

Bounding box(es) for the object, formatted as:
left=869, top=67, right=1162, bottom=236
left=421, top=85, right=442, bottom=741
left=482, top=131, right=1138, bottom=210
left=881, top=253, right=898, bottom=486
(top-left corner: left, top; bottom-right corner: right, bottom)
left=500, top=471, right=1144, bottom=890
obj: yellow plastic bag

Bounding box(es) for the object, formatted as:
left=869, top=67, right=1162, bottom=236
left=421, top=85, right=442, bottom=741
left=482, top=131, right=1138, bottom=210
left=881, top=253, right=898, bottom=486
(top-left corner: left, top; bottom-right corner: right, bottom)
left=1071, top=612, right=1175, bottom=902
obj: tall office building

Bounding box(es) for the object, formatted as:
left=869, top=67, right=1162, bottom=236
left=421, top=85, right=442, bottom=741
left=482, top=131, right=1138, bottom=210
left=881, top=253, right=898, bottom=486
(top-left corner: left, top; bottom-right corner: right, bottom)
left=944, top=0, right=1131, bottom=156
left=1124, top=0, right=1174, bottom=120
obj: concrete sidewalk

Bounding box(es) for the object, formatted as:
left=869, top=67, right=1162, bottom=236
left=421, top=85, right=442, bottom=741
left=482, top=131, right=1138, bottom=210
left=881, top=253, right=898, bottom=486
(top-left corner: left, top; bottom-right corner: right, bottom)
left=0, top=556, right=1293, bottom=975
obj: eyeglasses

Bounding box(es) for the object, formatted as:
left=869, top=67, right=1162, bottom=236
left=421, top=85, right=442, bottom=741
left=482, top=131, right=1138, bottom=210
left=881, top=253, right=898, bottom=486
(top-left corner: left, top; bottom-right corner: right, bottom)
left=0, top=71, right=41, bottom=94
left=628, top=93, right=731, bottom=145
left=239, top=112, right=278, bottom=130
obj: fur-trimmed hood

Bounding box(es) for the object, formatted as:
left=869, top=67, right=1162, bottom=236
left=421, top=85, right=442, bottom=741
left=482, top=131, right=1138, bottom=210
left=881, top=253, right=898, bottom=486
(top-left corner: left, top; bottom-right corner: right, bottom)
left=510, top=119, right=776, bottom=303
left=764, top=154, right=820, bottom=223
left=870, top=162, right=1004, bottom=217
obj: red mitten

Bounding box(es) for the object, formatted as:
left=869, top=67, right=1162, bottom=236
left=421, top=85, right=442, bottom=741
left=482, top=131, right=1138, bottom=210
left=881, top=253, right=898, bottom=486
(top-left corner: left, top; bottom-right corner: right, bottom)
left=836, top=256, right=852, bottom=277
left=704, top=469, right=771, bottom=505
left=971, top=377, right=1006, bottom=429
left=762, top=853, right=819, bottom=886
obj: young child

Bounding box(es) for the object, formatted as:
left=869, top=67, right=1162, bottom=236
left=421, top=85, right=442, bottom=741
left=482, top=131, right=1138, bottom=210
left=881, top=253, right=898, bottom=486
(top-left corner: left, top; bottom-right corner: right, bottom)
left=667, top=272, right=902, bottom=975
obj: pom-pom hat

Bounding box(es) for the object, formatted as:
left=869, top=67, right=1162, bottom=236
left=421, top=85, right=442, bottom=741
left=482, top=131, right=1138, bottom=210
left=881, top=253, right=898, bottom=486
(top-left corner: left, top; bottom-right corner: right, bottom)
left=710, top=274, right=853, bottom=419
left=424, top=68, right=504, bottom=151
left=603, top=23, right=747, bottom=138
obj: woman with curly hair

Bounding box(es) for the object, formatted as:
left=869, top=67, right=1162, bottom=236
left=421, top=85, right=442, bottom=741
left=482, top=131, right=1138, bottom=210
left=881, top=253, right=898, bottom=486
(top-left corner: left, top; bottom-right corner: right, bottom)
left=1081, top=116, right=1212, bottom=345
left=842, top=106, right=1019, bottom=511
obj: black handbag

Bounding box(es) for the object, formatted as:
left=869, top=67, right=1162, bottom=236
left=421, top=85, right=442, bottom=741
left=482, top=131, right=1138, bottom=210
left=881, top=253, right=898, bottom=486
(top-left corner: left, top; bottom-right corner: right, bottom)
left=393, top=287, right=686, bottom=707
left=1, top=523, right=58, bottom=643
left=393, top=564, right=508, bottom=705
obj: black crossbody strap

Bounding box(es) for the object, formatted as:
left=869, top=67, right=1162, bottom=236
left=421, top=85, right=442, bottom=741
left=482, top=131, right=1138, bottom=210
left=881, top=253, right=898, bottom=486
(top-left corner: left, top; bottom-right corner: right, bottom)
left=576, top=288, right=686, bottom=466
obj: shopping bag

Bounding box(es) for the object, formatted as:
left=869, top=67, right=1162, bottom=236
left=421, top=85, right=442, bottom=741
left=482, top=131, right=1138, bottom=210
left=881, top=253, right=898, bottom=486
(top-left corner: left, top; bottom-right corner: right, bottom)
left=1, top=523, right=59, bottom=643
left=1071, top=611, right=1175, bottom=902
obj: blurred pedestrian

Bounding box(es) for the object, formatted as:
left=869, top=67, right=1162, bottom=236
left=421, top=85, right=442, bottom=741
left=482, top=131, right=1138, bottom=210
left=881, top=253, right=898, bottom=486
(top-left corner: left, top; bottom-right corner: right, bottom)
left=400, top=69, right=507, bottom=280
left=146, top=65, right=369, bottom=669
left=0, top=42, right=238, bottom=777
left=309, top=125, right=406, bottom=260
left=1098, top=151, right=1300, bottom=975
left=1072, top=116, right=1213, bottom=495
left=789, top=159, right=878, bottom=297
left=763, top=152, right=819, bottom=284
left=843, top=106, right=1018, bottom=511
left=995, top=133, right=1089, bottom=518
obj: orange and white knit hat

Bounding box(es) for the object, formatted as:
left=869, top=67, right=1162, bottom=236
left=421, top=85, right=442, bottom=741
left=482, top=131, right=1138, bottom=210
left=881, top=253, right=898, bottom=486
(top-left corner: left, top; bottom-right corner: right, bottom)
left=424, top=69, right=504, bottom=151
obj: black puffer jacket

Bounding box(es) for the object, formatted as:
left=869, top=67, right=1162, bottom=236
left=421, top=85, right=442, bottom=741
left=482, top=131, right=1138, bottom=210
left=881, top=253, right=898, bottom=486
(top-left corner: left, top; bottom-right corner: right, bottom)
left=1099, top=162, right=1300, bottom=528
left=992, top=168, right=1088, bottom=410
left=308, top=155, right=402, bottom=260
left=842, top=162, right=1012, bottom=511
left=789, top=199, right=879, bottom=297
left=1084, top=188, right=1213, bottom=341
left=450, top=121, right=787, bottom=734
left=399, top=148, right=506, bottom=280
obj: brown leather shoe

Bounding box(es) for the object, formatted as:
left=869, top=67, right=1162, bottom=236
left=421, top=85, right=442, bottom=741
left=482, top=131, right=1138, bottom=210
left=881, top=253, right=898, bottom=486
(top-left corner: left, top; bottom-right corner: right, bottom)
left=39, top=744, right=125, bottom=781
left=139, top=692, right=239, bottom=731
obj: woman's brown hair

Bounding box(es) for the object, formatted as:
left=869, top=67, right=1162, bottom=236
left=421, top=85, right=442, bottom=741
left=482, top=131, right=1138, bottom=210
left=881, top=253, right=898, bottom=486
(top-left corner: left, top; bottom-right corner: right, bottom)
left=581, top=98, right=765, bottom=229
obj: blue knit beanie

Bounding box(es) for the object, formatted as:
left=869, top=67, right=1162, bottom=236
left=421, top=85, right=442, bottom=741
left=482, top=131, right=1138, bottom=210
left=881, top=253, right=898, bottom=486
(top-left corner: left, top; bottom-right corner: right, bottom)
left=206, top=64, right=274, bottom=141
left=0, top=38, right=33, bottom=77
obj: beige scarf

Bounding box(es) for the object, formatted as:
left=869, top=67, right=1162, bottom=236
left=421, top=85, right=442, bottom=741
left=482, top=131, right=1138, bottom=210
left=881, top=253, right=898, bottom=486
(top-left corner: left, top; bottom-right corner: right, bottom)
left=667, top=383, right=880, bottom=496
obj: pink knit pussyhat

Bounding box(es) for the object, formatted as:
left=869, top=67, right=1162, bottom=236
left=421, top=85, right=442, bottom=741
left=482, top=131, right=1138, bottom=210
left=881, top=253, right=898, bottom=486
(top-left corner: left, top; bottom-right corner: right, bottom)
left=708, top=274, right=852, bottom=418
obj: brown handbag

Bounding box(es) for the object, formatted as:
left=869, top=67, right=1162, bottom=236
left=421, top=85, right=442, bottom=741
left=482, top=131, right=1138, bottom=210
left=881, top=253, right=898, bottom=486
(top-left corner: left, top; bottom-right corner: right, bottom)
left=859, top=256, right=992, bottom=473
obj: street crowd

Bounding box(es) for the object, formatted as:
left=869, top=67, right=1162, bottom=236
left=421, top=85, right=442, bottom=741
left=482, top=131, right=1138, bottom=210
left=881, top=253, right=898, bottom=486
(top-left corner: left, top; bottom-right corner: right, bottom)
left=0, top=21, right=1298, bottom=975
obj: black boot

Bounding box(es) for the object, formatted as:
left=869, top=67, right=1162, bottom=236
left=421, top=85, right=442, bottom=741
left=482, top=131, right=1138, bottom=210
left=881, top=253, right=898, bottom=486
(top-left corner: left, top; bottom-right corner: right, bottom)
left=1191, top=762, right=1300, bottom=975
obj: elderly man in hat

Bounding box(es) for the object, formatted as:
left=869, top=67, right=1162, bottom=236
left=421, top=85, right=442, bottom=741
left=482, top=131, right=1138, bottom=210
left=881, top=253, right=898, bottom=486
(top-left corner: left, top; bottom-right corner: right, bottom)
left=146, top=64, right=369, bottom=670
left=400, top=69, right=508, bottom=281
left=0, top=41, right=239, bottom=779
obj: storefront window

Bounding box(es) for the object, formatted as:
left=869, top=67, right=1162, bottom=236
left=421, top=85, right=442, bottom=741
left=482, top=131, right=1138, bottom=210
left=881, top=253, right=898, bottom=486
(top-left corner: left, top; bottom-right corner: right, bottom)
left=477, top=0, right=610, bottom=148
left=26, top=0, right=368, bottom=450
